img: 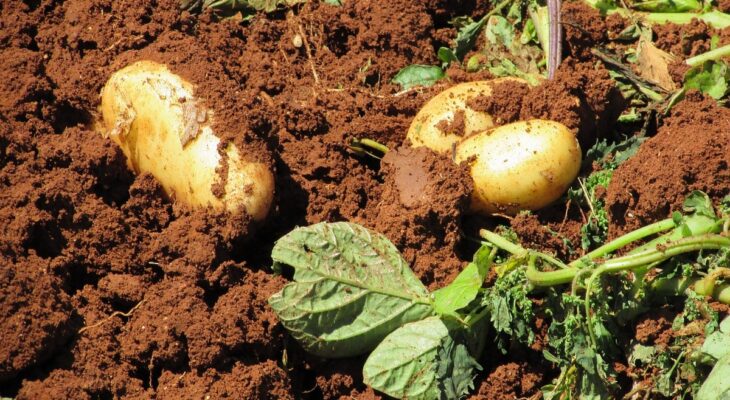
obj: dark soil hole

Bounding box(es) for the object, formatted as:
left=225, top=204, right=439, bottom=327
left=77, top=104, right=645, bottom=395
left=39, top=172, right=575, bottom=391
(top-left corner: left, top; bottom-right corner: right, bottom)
left=427, top=0, right=479, bottom=29
left=22, top=0, right=41, bottom=11
left=325, top=25, right=355, bottom=57
left=92, top=173, right=133, bottom=207
left=130, top=338, right=189, bottom=390
left=61, top=263, right=101, bottom=295
left=363, top=71, right=380, bottom=87
left=129, top=361, right=154, bottom=390
left=51, top=102, right=92, bottom=134
left=0, top=378, right=22, bottom=398
left=77, top=40, right=98, bottom=57
left=35, top=193, right=75, bottom=222
left=90, top=149, right=135, bottom=207
left=21, top=26, right=39, bottom=51
left=0, top=135, right=8, bottom=169
left=201, top=280, right=227, bottom=308
left=26, top=222, right=67, bottom=259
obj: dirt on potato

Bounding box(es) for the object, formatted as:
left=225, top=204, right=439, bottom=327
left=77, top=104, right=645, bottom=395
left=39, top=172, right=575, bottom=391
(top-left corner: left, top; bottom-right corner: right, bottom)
left=1, top=0, right=728, bottom=399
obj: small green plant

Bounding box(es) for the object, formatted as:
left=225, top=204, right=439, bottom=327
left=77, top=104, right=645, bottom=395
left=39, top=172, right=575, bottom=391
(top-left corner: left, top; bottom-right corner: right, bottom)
left=269, top=191, right=729, bottom=398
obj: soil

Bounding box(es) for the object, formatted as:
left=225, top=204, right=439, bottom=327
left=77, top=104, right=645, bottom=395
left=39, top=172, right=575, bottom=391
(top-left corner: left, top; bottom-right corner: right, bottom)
left=466, top=80, right=529, bottom=126
left=606, top=91, right=730, bottom=236
left=653, top=20, right=730, bottom=58
left=1, top=0, right=728, bottom=399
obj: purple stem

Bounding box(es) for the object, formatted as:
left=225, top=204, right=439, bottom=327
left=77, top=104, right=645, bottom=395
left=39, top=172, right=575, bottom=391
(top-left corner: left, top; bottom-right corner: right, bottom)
left=547, top=0, right=562, bottom=80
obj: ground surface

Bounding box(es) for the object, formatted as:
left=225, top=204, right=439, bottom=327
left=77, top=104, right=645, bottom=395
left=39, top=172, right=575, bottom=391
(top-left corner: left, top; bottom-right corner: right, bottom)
left=1, top=0, right=729, bottom=399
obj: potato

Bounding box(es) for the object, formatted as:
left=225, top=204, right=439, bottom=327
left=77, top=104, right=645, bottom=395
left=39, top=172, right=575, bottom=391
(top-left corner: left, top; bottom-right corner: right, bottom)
left=98, top=61, right=274, bottom=221
left=455, top=120, right=581, bottom=215
left=406, top=77, right=527, bottom=154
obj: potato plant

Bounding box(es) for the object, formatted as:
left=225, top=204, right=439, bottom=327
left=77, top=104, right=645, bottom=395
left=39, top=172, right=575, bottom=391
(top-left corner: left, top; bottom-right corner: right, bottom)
left=269, top=192, right=730, bottom=399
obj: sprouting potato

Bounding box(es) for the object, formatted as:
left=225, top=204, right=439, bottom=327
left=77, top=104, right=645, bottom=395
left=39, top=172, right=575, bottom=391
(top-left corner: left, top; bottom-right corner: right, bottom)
left=406, top=77, right=527, bottom=154
left=98, top=60, right=274, bottom=221
left=455, top=120, right=581, bottom=215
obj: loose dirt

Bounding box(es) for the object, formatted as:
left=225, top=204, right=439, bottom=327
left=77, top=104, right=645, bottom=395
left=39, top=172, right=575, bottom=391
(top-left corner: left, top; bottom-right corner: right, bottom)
left=606, top=92, right=730, bottom=236
left=1, top=0, right=728, bottom=398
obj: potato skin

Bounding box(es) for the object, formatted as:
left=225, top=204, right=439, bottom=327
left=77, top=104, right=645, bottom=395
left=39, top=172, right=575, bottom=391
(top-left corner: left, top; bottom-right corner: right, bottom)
left=455, top=120, right=581, bottom=215
left=99, top=61, right=274, bottom=221
left=406, top=77, right=526, bottom=154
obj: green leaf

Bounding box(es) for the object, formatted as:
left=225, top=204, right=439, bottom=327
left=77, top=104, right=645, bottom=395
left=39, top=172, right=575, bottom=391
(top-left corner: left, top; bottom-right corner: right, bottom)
left=392, top=65, right=445, bottom=90
left=583, top=0, right=619, bottom=13
left=721, top=316, right=730, bottom=333
left=520, top=19, right=538, bottom=45
left=683, top=190, right=716, bottom=218
left=701, top=318, right=730, bottom=361
left=363, top=317, right=481, bottom=399
left=684, top=61, right=730, bottom=100
left=323, top=0, right=342, bottom=5
left=583, top=135, right=646, bottom=171
left=363, top=317, right=445, bottom=399
left=701, top=330, right=730, bottom=361
left=449, top=16, right=476, bottom=29
left=437, top=47, right=459, bottom=68
left=491, top=295, right=512, bottom=333
left=484, top=263, right=536, bottom=352
left=436, top=332, right=482, bottom=399
left=629, top=344, right=656, bottom=367
left=696, top=354, right=730, bottom=400
left=454, top=18, right=487, bottom=61
left=268, top=222, right=433, bottom=358
left=433, top=245, right=493, bottom=317
left=485, top=15, right=515, bottom=49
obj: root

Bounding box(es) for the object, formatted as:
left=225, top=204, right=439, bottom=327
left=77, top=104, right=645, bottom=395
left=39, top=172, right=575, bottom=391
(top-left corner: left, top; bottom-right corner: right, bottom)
left=297, top=22, right=320, bottom=86
left=78, top=299, right=146, bottom=334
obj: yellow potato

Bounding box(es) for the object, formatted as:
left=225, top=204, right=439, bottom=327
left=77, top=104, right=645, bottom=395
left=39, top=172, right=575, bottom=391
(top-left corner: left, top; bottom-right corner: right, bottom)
left=98, top=61, right=274, bottom=221
left=455, top=120, right=581, bottom=215
left=406, top=77, right=527, bottom=154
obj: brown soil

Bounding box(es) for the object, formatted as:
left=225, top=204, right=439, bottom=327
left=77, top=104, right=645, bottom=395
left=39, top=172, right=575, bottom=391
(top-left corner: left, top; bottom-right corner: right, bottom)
left=0, top=0, right=727, bottom=399
left=561, top=1, right=607, bottom=60
left=520, top=59, right=624, bottom=150
left=606, top=92, right=730, bottom=236
left=470, top=361, right=544, bottom=400
left=435, top=109, right=467, bottom=139
left=372, top=146, right=472, bottom=289
left=653, top=20, right=730, bottom=58
left=466, top=79, right=530, bottom=126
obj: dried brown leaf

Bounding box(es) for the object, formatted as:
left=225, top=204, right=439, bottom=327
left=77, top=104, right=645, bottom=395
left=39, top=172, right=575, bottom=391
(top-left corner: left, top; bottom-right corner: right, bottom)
left=636, top=37, right=678, bottom=92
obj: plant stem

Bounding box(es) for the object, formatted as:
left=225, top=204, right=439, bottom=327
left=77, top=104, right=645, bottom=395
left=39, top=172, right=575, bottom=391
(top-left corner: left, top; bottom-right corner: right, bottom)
left=528, top=235, right=730, bottom=287
left=600, top=235, right=729, bottom=271
left=480, top=229, right=526, bottom=255
left=584, top=265, right=607, bottom=346
left=547, top=0, right=563, bottom=79
left=685, top=44, right=730, bottom=67
left=602, top=6, right=730, bottom=29
left=570, top=218, right=677, bottom=268
left=653, top=275, right=730, bottom=304
left=481, top=0, right=515, bottom=24
left=349, top=138, right=389, bottom=158
left=644, top=10, right=730, bottom=30
left=480, top=229, right=570, bottom=270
